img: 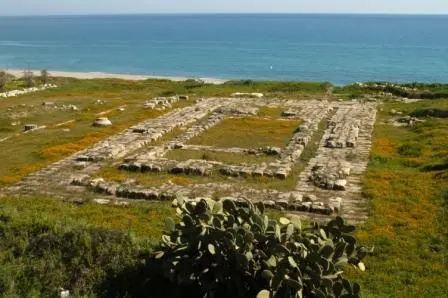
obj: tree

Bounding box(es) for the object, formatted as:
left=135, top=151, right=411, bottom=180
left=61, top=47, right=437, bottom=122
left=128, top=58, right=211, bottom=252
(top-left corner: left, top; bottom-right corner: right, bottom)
left=40, top=69, right=49, bottom=85
left=0, top=71, right=8, bottom=91
left=23, top=70, right=34, bottom=87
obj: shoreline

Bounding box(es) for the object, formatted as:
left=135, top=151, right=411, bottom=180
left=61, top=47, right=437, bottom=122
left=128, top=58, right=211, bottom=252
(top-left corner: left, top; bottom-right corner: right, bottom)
left=6, top=69, right=445, bottom=86
left=6, top=69, right=229, bottom=85
left=4, top=69, right=347, bottom=86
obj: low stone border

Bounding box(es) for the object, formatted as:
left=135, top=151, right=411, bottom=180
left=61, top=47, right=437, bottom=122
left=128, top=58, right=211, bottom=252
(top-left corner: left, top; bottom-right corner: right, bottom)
left=2, top=98, right=377, bottom=223
left=121, top=102, right=333, bottom=179
left=70, top=175, right=341, bottom=216
left=0, top=84, right=57, bottom=98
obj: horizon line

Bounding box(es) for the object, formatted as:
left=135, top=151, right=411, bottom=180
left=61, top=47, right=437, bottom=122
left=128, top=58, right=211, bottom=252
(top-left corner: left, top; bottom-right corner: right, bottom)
left=1, top=12, right=448, bottom=17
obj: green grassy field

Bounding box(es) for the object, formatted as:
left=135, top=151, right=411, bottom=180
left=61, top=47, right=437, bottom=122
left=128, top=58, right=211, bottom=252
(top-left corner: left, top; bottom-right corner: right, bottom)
left=0, top=78, right=197, bottom=185
left=256, top=106, right=286, bottom=118
left=0, top=195, right=173, bottom=297
left=0, top=77, right=335, bottom=185
left=346, top=99, right=448, bottom=297
left=188, top=117, right=301, bottom=149
left=0, top=77, right=447, bottom=297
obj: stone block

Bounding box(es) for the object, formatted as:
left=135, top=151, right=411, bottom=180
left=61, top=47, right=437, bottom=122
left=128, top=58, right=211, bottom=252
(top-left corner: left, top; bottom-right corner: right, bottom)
left=328, top=197, right=342, bottom=213
left=92, top=117, right=112, bottom=127
left=24, top=124, right=38, bottom=131
left=274, top=168, right=289, bottom=180
left=303, top=194, right=318, bottom=202
left=334, top=179, right=347, bottom=190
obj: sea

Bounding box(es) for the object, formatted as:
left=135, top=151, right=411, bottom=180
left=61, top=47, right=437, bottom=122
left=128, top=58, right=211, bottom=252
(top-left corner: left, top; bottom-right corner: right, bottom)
left=0, top=14, right=447, bottom=84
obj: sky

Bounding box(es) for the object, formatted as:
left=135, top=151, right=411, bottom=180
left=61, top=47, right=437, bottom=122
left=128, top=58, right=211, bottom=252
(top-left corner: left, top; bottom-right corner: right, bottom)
left=1, top=0, right=448, bottom=16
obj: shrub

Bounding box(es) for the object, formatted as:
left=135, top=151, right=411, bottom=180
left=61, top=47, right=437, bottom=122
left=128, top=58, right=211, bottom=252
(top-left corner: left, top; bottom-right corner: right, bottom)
left=153, top=198, right=369, bottom=298
left=225, top=80, right=254, bottom=86
left=397, top=143, right=423, bottom=157
left=201, top=152, right=211, bottom=160
left=23, top=70, right=34, bottom=87
left=421, top=159, right=448, bottom=172
left=40, top=69, right=49, bottom=84
left=410, top=108, right=448, bottom=119
left=242, top=80, right=254, bottom=85
left=184, top=79, right=205, bottom=89
left=159, top=90, right=177, bottom=97
left=0, top=71, right=8, bottom=91
left=0, top=221, right=147, bottom=297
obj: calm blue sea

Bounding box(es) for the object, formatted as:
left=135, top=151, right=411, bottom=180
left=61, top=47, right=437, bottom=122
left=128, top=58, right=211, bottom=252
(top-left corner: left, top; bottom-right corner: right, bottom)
left=0, top=14, right=447, bottom=84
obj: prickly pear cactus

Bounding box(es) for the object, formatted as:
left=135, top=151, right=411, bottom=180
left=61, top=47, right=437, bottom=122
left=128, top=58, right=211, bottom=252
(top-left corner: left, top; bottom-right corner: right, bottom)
left=153, top=197, right=371, bottom=298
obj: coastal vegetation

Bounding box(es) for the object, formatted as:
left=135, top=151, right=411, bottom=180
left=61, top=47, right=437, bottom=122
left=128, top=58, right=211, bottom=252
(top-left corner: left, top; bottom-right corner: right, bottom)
left=340, top=82, right=448, bottom=100
left=40, top=69, right=49, bottom=85
left=23, top=71, right=34, bottom=88
left=0, top=72, right=8, bottom=92
left=0, top=196, right=172, bottom=297
left=0, top=76, right=446, bottom=297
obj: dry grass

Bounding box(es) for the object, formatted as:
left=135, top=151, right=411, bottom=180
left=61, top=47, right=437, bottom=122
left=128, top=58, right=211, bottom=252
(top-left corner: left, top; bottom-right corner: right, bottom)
left=41, top=133, right=105, bottom=159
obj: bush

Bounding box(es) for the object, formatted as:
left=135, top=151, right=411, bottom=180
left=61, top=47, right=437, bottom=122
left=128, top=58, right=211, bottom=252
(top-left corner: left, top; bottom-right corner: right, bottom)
left=0, top=220, right=148, bottom=297
left=421, top=159, right=448, bottom=172
left=0, top=71, right=8, bottom=91
left=23, top=70, right=34, bottom=87
left=184, top=79, right=205, bottom=89
left=152, top=198, right=369, bottom=298
left=159, top=90, right=177, bottom=97
left=410, top=108, right=448, bottom=119
left=397, top=143, right=423, bottom=157
left=40, top=69, right=49, bottom=84
left=224, top=80, right=254, bottom=86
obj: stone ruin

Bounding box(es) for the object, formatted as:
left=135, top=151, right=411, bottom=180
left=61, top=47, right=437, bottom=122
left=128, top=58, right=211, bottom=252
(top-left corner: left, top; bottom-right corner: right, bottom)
left=120, top=101, right=332, bottom=180
left=143, top=95, right=189, bottom=110
left=295, top=102, right=376, bottom=221
left=1, top=96, right=377, bottom=222
left=23, top=123, right=46, bottom=133
left=231, top=92, right=264, bottom=98
left=92, top=117, right=112, bottom=127
left=391, top=115, right=425, bottom=127
left=308, top=161, right=351, bottom=190
left=23, top=124, right=38, bottom=132
left=324, top=108, right=361, bottom=148
left=0, top=84, right=57, bottom=98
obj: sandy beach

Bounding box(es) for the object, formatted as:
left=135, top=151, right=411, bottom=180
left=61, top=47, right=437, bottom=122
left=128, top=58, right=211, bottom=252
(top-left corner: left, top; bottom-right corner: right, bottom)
left=7, top=69, right=228, bottom=85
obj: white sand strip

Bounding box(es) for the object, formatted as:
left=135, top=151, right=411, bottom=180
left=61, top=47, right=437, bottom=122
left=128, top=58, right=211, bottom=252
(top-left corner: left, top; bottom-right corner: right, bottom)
left=6, top=69, right=228, bottom=85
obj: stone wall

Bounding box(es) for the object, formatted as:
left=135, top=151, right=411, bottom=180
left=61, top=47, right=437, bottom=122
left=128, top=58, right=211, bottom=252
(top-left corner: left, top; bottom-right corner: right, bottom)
left=295, top=102, right=377, bottom=222
left=1, top=98, right=377, bottom=222
left=0, top=84, right=57, bottom=98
